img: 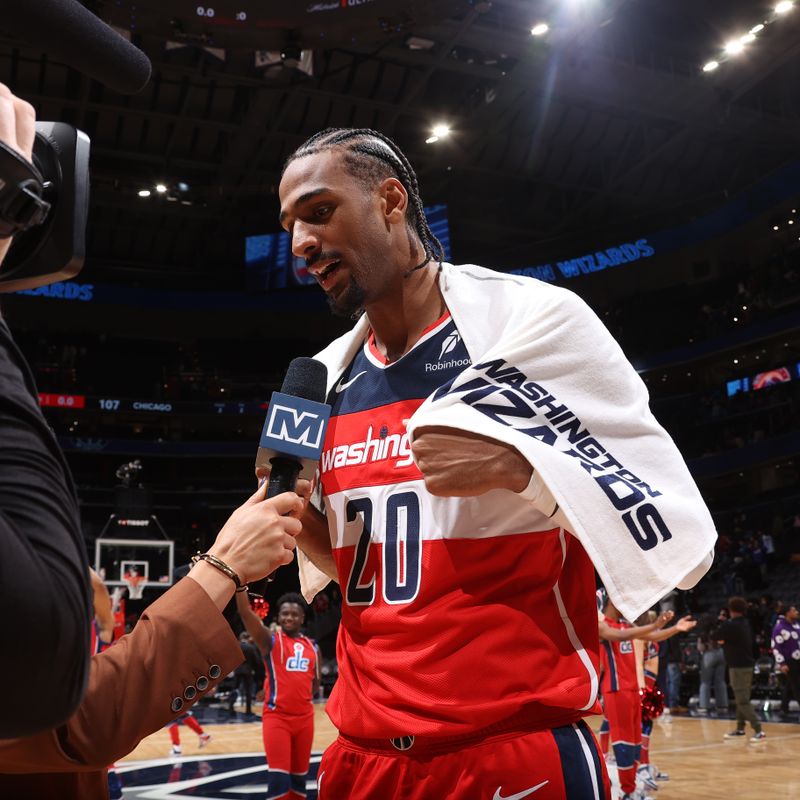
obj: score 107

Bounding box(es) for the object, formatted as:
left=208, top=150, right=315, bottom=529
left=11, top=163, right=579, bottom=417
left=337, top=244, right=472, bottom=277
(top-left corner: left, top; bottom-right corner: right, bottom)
left=99, top=398, right=122, bottom=411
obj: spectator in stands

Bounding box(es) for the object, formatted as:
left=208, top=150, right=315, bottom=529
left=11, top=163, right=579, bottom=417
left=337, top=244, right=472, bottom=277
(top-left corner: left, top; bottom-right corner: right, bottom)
left=771, top=604, right=800, bottom=717
left=718, top=596, right=765, bottom=741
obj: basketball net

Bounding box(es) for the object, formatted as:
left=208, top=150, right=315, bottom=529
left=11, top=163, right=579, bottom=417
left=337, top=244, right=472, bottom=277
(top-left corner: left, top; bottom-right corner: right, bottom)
left=123, top=573, right=145, bottom=599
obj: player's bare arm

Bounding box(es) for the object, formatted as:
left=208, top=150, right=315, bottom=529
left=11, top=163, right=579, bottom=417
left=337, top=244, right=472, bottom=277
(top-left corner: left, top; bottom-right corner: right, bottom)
left=598, top=610, right=674, bottom=642
left=641, top=614, right=697, bottom=642
left=411, top=425, right=532, bottom=497
left=235, top=591, right=272, bottom=655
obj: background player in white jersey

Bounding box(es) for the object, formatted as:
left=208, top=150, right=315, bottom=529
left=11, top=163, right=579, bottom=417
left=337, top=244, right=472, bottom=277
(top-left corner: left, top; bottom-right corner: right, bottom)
left=276, top=128, right=715, bottom=800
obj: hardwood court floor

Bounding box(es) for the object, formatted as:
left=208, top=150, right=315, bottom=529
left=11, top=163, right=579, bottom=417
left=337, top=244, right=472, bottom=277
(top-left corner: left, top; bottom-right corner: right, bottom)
left=121, top=706, right=800, bottom=799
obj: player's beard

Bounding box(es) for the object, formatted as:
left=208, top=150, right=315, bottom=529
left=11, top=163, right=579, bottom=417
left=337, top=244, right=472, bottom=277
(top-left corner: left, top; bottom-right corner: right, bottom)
left=327, top=273, right=366, bottom=319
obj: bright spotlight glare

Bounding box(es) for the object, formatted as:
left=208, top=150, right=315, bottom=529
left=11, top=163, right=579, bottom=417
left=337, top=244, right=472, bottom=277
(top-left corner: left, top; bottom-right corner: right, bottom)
left=431, top=124, right=451, bottom=138
left=155, top=183, right=168, bottom=193
left=775, top=1, right=794, bottom=14
left=138, top=189, right=151, bottom=197
left=724, top=39, right=745, bottom=55
left=739, top=32, right=756, bottom=44
left=531, top=23, right=549, bottom=36
left=703, top=60, right=719, bottom=72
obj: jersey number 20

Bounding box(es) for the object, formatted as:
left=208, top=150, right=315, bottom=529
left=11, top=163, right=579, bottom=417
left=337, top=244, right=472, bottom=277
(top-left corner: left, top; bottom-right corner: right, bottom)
left=346, top=491, right=421, bottom=605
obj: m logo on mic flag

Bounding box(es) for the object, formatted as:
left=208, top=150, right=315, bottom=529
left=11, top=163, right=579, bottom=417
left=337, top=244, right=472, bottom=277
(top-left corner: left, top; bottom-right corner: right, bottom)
left=260, top=391, right=331, bottom=462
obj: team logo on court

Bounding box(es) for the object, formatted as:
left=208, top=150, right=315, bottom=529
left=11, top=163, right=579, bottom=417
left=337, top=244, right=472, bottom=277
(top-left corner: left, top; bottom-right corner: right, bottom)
left=390, top=735, right=415, bottom=751
left=286, top=642, right=311, bottom=672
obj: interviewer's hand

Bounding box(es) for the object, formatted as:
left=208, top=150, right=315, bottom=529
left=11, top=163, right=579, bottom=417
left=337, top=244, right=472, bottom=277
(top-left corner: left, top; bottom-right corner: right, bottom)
left=0, top=83, right=36, bottom=264
left=411, top=426, right=532, bottom=497
left=209, top=481, right=309, bottom=584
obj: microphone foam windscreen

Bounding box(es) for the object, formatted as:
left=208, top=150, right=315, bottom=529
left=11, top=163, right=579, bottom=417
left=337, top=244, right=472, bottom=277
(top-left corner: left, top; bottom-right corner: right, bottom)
left=3, top=0, right=152, bottom=94
left=280, top=358, right=328, bottom=404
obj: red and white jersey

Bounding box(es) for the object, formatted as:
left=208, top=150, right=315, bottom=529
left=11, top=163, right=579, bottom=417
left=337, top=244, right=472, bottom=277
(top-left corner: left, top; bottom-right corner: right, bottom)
left=600, top=618, right=639, bottom=694
left=264, top=629, right=319, bottom=716
left=320, top=312, right=602, bottom=739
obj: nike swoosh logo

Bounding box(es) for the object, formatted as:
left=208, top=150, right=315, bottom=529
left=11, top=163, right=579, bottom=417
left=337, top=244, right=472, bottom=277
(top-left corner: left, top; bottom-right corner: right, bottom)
left=334, top=370, right=366, bottom=393
left=493, top=781, right=549, bottom=800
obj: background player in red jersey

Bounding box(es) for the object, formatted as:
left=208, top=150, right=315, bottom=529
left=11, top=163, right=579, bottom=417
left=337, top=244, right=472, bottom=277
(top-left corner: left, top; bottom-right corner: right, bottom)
left=275, top=128, right=715, bottom=800
left=89, top=568, right=116, bottom=655
left=237, top=592, right=319, bottom=800
left=166, top=713, right=211, bottom=758
left=599, top=595, right=695, bottom=799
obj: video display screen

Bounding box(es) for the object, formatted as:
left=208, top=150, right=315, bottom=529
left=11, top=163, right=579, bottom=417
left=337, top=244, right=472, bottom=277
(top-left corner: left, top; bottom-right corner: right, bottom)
left=245, top=204, right=452, bottom=292
left=726, top=363, right=800, bottom=397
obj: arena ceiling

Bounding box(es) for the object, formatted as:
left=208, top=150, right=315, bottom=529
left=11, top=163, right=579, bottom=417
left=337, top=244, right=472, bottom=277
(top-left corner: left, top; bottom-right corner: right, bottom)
left=1, top=0, right=799, bottom=288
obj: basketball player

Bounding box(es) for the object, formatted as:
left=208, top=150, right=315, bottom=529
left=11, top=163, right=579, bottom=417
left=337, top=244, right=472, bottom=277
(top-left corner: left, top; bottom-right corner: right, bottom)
left=166, top=712, right=212, bottom=757
left=276, top=129, right=716, bottom=799
left=237, top=592, right=320, bottom=800
left=89, top=568, right=116, bottom=654
left=599, top=596, right=695, bottom=799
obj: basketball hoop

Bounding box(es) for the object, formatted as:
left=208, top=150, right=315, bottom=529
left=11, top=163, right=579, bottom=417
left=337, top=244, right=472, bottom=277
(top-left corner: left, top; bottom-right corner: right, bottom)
left=123, top=572, right=145, bottom=599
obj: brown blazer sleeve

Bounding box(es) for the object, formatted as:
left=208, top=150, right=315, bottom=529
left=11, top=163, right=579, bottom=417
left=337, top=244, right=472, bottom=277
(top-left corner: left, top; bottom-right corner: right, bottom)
left=0, top=576, right=242, bottom=772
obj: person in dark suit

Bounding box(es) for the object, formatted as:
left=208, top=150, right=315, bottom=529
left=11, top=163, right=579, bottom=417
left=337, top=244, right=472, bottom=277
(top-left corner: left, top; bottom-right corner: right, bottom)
left=0, top=81, right=93, bottom=738
left=0, top=83, right=308, bottom=799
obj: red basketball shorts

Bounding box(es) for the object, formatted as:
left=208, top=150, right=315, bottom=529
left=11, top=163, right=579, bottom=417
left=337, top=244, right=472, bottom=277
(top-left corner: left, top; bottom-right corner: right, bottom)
left=317, top=720, right=610, bottom=800
left=262, top=710, right=314, bottom=799
left=602, top=689, right=642, bottom=766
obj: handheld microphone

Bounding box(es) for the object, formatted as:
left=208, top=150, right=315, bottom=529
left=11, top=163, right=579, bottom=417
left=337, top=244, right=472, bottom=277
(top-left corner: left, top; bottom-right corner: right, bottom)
left=249, top=357, right=331, bottom=597
left=2, top=0, right=152, bottom=95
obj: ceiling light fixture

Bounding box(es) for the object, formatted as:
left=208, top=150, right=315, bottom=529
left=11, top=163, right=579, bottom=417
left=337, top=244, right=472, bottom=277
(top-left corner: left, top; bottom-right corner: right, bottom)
left=531, top=23, right=549, bottom=36
left=750, top=23, right=765, bottom=33
left=426, top=135, right=439, bottom=144
left=155, top=183, right=168, bottom=193
left=138, top=189, right=151, bottom=197
left=775, top=1, right=794, bottom=14
left=703, top=60, right=719, bottom=72
left=432, top=123, right=451, bottom=138
left=724, top=39, right=745, bottom=55
left=739, top=32, right=756, bottom=44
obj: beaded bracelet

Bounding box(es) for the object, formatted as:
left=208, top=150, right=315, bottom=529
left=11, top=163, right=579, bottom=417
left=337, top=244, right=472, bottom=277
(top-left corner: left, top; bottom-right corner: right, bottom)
left=191, top=552, right=248, bottom=593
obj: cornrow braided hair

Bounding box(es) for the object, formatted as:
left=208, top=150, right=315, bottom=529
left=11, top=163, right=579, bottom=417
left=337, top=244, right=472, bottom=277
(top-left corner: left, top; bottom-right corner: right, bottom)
left=283, top=128, right=445, bottom=274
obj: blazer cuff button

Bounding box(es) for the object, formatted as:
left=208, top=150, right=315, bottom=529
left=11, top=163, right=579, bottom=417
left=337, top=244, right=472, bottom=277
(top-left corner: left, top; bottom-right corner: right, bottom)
left=196, top=676, right=209, bottom=691
left=208, top=664, right=222, bottom=679
left=184, top=685, right=197, bottom=700
left=170, top=697, right=184, bottom=713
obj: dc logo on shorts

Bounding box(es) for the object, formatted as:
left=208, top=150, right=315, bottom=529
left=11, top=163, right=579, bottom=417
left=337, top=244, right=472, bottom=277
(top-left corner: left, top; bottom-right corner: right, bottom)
left=390, top=735, right=415, bottom=751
